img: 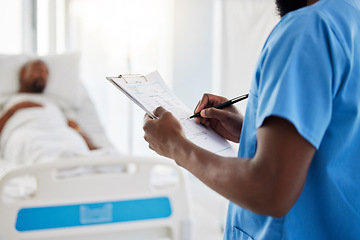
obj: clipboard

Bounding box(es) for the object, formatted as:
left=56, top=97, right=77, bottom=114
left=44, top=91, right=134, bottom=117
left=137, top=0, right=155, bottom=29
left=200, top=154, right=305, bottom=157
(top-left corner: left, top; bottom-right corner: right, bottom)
left=106, top=74, right=157, bottom=119
left=106, top=71, right=235, bottom=157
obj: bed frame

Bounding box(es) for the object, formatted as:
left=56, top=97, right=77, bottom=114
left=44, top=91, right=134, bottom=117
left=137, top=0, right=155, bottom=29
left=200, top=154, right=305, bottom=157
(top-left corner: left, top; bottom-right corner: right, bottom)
left=0, top=155, right=193, bottom=240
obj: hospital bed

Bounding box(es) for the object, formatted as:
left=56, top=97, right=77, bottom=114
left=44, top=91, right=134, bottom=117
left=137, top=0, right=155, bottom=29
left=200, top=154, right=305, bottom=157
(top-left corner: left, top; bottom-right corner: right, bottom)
left=0, top=53, right=193, bottom=239
left=0, top=53, right=113, bottom=153
left=0, top=156, right=192, bottom=240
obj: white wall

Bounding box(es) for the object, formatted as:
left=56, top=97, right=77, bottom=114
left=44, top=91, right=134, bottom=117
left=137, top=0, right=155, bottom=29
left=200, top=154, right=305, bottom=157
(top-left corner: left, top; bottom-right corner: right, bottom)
left=172, top=0, right=279, bottom=114
left=221, top=0, right=279, bottom=112
left=173, top=0, right=215, bottom=110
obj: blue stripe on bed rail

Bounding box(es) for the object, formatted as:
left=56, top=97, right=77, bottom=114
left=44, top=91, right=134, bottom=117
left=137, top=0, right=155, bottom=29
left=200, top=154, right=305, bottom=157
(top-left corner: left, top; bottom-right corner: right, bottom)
left=16, top=196, right=172, bottom=231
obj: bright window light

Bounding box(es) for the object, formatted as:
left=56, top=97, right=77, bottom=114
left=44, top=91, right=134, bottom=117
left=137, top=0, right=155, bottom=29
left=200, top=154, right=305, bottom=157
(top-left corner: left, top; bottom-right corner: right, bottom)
left=56, top=0, right=66, bottom=54
left=0, top=0, right=22, bottom=54
left=37, top=0, right=50, bottom=55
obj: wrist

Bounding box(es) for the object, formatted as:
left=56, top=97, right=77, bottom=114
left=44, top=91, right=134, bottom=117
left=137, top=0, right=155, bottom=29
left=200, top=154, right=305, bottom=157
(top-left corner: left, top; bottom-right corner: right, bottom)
left=171, top=136, right=202, bottom=169
left=170, top=136, right=191, bottom=165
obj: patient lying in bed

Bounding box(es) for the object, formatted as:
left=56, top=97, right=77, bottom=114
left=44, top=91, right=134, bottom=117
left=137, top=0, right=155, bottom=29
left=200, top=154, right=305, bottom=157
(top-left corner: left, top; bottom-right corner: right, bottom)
left=0, top=60, right=98, bottom=164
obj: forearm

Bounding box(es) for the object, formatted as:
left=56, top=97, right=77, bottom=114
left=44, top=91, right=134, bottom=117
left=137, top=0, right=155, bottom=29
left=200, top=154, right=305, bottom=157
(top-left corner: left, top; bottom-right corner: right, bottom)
left=67, top=120, right=98, bottom=150
left=81, top=133, right=98, bottom=150
left=144, top=109, right=314, bottom=218
left=75, top=129, right=98, bottom=150
left=0, top=102, right=44, bottom=134
left=172, top=138, right=292, bottom=217
left=0, top=109, right=15, bottom=134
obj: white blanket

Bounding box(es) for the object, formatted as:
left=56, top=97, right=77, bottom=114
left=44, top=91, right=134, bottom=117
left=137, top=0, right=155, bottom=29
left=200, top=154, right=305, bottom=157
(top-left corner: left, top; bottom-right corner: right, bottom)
left=0, top=94, right=90, bottom=164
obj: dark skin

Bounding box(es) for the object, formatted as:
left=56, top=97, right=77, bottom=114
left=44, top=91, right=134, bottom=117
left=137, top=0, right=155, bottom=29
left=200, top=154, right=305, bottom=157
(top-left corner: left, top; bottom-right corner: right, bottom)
left=143, top=1, right=318, bottom=218
left=67, top=120, right=98, bottom=150
left=276, top=0, right=318, bottom=17
left=0, top=60, right=98, bottom=150
left=19, top=60, right=49, bottom=94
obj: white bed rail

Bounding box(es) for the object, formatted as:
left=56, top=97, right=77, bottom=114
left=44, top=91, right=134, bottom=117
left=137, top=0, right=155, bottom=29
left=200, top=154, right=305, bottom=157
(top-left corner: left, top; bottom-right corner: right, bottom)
left=0, top=155, right=193, bottom=240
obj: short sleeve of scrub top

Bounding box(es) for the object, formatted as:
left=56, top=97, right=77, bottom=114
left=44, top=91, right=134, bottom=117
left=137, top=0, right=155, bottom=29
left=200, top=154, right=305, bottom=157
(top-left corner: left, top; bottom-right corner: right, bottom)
left=254, top=10, right=346, bottom=149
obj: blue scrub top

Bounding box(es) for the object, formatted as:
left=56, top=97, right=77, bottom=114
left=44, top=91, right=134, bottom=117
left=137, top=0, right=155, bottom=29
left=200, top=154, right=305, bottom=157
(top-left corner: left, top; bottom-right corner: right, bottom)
left=224, top=0, right=360, bottom=239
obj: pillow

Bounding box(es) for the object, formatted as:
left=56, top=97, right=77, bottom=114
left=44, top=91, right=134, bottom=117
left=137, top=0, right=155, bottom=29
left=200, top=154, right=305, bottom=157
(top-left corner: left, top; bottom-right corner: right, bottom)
left=0, top=53, right=84, bottom=109
left=41, top=53, right=84, bottom=109
left=0, top=54, right=29, bottom=95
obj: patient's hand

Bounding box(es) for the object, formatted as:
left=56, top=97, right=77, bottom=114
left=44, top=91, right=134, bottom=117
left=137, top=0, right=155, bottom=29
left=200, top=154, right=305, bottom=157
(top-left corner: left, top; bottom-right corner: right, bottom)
left=67, top=120, right=99, bottom=150
left=10, top=101, right=43, bottom=113
left=67, top=120, right=81, bottom=131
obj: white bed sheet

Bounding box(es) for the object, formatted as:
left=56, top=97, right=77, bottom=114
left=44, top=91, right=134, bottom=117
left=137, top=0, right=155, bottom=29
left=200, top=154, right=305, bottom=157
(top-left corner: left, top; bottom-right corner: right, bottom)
left=0, top=94, right=115, bottom=165
left=0, top=94, right=89, bottom=164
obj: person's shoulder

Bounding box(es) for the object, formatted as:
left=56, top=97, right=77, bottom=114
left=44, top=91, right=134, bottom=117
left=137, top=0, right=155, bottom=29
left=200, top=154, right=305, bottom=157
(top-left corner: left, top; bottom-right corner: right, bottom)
left=279, top=5, right=328, bottom=31
left=279, top=0, right=356, bottom=31
left=267, top=1, right=345, bottom=45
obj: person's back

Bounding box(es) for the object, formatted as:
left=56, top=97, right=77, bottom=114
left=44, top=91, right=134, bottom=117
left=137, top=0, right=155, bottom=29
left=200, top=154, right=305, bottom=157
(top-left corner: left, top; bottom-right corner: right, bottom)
left=224, top=0, right=360, bottom=239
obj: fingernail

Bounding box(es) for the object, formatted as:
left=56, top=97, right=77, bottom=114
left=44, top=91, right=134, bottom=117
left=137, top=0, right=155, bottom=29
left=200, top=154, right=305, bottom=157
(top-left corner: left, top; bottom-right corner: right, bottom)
left=200, top=109, right=206, bottom=117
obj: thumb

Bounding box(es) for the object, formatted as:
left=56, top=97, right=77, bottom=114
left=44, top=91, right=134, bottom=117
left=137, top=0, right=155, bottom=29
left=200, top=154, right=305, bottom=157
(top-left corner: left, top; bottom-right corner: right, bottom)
left=154, top=106, right=169, bottom=118
left=200, top=108, right=227, bottom=120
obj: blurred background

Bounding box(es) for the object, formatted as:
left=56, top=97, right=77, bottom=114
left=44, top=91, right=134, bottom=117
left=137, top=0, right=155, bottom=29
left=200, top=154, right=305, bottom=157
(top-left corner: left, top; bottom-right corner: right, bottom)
left=0, top=0, right=279, bottom=238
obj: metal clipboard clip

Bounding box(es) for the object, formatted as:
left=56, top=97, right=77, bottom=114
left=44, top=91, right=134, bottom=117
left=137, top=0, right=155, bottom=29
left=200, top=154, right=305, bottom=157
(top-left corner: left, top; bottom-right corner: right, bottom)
left=105, top=74, right=158, bottom=119
left=118, top=74, right=148, bottom=84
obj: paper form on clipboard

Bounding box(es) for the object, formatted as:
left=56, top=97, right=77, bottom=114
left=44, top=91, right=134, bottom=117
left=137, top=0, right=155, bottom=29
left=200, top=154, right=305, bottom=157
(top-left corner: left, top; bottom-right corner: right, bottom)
left=106, top=71, right=235, bottom=157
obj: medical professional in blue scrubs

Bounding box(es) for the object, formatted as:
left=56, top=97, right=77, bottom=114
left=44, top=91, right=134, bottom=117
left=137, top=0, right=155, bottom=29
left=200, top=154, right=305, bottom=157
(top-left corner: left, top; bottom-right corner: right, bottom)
left=143, top=0, right=360, bottom=238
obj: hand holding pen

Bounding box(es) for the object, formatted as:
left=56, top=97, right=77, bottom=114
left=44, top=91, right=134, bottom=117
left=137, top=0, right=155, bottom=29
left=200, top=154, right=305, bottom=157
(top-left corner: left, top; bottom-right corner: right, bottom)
left=189, top=93, right=249, bottom=119
left=191, top=93, right=248, bottom=143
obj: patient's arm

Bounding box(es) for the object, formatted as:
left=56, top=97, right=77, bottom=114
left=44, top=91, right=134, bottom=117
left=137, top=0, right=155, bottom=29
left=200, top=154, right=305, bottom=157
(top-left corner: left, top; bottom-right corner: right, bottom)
left=0, top=101, right=43, bottom=134
left=67, top=120, right=99, bottom=150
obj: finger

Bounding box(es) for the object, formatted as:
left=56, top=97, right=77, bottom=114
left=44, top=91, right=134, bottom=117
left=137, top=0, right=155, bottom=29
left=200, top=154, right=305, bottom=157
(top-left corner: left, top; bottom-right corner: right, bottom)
left=194, top=100, right=201, bottom=114
left=196, top=94, right=229, bottom=113
left=195, top=94, right=210, bottom=113
left=154, top=106, right=168, bottom=117
left=195, top=115, right=203, bottom=124
left=143, top=113, right=153, bottom=125
left=199, top=117, right=209, bottom=126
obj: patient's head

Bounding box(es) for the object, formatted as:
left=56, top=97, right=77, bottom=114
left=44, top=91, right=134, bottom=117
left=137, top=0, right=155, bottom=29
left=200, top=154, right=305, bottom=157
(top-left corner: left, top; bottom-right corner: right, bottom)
left=19, top=60, right=49, bottom=93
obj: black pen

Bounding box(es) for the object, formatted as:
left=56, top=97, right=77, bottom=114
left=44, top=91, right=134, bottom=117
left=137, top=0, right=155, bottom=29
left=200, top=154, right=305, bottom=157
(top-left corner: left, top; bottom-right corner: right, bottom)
left=188, top=93, right=249, bottom=119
